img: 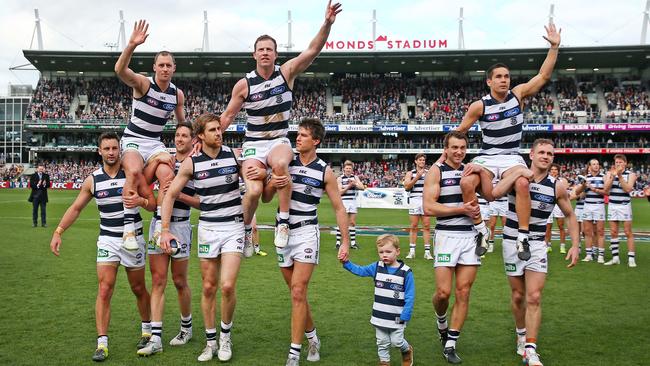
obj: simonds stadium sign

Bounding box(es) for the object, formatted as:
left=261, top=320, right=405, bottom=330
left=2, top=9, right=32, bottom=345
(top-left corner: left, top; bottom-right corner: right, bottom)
left=326, top=35, right=448, bottom=50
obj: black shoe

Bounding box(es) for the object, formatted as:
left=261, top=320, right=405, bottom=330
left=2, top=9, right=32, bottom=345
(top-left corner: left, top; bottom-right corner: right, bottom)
left=438, top=329, right=448, bottom=347
left=517, top=238, right=531, bottom=261
left=443, top=346, right=462, bottom=364
left=137, top=335, right=151, bottom=350
left=92, top=346, right=108, bottom=362
left=474, top=232, right=487, bottom=256
left=350, top=244, right=359, bottom=250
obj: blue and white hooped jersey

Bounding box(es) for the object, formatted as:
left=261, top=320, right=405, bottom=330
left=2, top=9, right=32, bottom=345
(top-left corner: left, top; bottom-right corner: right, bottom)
left=408, top=169, right=427, bottom=199
left=478, top=90, right=523, bottom=156
left=609, top=170, right=632, bottom=205
left=124, top=76, right=178, bottom=140
left=340, top=174, right=358, bottom=201
left=242, top=65, right=292, bottom=141
left=504, top=175, right=556, bottom=242
left=584, top=173, right=605, bottom=205
left=288, top=155, right=327, bottom=230
left=434, top=162, right=476, bottom=235
left=92, top=168, right=143, bottom=239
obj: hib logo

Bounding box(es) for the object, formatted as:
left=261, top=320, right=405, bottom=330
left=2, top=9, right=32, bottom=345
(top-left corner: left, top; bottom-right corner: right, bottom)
left=364, top=190, right=387, bottom=199
left=503, top=107, right=520, bottom=118
left=196, top=171, right=210, bottom=179
left=146, top=97, right=159, bottom=107
left=301, top=177, right=320, bottom=187
left=269, top=86, right=285, bottom=95
left=218, top=167, right=237, bottom=175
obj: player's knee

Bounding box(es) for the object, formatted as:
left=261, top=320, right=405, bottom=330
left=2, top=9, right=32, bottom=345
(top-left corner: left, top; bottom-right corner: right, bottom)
left=410, top=222, right=419, bottom=230
left=511, top=289, right=525, bottom=305
left=202, top=281, right=218, bottom=297
left=172, top=273, right=188, bottom=291
left=455, top=286, right=471, bottom=303
left=514, top=177, right=530, bottom=193
left=526, top=291, right=542, bottom=307
left=97, top=282, right=115, bottom=301
left=460, top=175, right=478, bottom=191
left=435, top=288, right=451, bottom=302
left=151, top=271, right=168, bottom=289
left=290, top=283, right=308, bottom=303
left=423, top=222, right=431, bottom=231
left=156, top=166, right=174, bottom=184
left=129, top=281, right=147, bottom=297
left=220, top=281, right=236, bottom=298
left=246, top=183, right=263, bottom=199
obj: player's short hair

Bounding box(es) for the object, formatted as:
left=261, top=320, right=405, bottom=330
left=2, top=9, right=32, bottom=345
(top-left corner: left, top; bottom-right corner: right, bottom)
left=376, top=234, right=400, bottom=250
left=298, top=118, right=325, bottom=146
left=176, top=121, right=194, bottom=137
left=443, top=131, right=468, bottom=148
left=532, top=138, right=554, bottom=151
left=194, top=113, right=220, bottom=137
left=344, top=160, right=354, bottom=168
left=550, top=163, right=560, bottom=171
left=254, top=34, right=277, bottom=52
left=614, top=154, right=627, bottom=163
left=487, top=63, right=510, bottom=79
left=154, top=50, right=176, bottom=65
left=415, top=153, right=426, bottom=161
left=98, top=132, right=120, bottom=147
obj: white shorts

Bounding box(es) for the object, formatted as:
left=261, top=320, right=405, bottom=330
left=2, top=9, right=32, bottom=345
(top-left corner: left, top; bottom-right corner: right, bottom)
left=277, top=225, right=320, bottom=268
left=575, top=206, right=584, bottom=223
left=96, top=236, right=146, bottom=269
left=121, top=136, right=169, bottom=163
left=433, top=231, right=481, bottom=267
left=241, top=137, right=291, bottom=165
left=147, top=217, right=192, bottom=259
left=546, top=205, right=565, bottom=224
left=471, top=154, right=527, bottom=180
left=479, top=204, right=491, bottom=221
left=409, top=197, right=424, bottom=216
left=197, top=224, right=245, bottom=259
left=607, top=203, right=632, bottom=222
left=582, top=203, right=606, bottom=222
left=489, top=200, right=508, bottom=217
left=502, top=239, right=548, bottom=276
left=343, top=199, right=358, bottom=214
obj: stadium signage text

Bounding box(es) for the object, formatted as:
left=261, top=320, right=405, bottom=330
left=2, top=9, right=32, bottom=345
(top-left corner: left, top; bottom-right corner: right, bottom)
left=325, top=35, right=448, bottom=50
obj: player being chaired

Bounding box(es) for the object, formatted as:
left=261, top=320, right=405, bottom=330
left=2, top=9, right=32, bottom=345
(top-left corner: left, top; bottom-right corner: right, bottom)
left=218, top=0, right=342, bottom=251
left=455, top=22, right=561, bottom=261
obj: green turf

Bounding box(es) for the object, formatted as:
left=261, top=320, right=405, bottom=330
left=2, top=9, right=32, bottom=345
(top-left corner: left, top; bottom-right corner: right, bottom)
left=0, top=189, right=648, bottom=365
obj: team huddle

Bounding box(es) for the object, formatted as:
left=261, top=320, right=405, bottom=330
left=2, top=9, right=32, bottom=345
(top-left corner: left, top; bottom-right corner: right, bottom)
left=45, top=4, right=639, bottom=366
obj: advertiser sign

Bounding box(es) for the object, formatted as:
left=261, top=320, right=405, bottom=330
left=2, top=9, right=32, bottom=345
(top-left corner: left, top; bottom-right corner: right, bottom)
left=406, top=125, right=444, bottom=132
left=325, top=35, right=448, bottom=51
left=552, top=123, right=650, bottom=131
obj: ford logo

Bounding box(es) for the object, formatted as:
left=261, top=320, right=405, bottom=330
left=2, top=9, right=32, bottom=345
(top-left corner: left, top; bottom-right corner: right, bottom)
left=365, top=190, right=387, bottom=199
left=533, top=193, right=554, bottom=204
left=269, top=86, right=285, bottom=95
left=389, top=284, right=404, bottom=291
left=162, top=103, right=175, bottom=111
left=117, top=188, right=123, bottom=194
left=196, top=171, right=210, bottom=179
left=218, top=167, right=237, bottom=175
left=504, top=107, right=520, bottom=118
left=301, top=177, right=320, bottom=186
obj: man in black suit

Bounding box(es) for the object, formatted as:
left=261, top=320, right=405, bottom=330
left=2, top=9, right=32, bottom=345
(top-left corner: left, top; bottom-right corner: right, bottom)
left=29, top=164, right=50, bottom=227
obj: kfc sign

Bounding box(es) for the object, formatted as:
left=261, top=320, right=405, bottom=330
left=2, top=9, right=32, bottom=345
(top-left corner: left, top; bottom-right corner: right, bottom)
left=326, top=35, right=448, bottom=50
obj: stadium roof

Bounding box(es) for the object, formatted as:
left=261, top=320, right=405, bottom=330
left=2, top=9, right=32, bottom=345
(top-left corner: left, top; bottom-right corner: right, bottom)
left=23, top=45, right=650, bottom=74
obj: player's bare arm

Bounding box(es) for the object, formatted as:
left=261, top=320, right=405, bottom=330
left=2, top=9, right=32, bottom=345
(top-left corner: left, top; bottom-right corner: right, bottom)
left=555, top=179, right=580, bottom=267
left=114, top=19, right=151, bottom=96
left=219, top=79, right=248, bottom=132
left=456, top=100, right=483, bottom=133
left=512, top=22, right=560, bottom=100
left=50, top=176, right=94, bottom=256
left=159, top=158, right=193, bottom=250
left=324, top=166, right=350, bottom=262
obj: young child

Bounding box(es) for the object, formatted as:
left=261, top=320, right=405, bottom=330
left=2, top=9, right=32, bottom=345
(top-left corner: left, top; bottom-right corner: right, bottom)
left=342, top=234, right=415, bottom=366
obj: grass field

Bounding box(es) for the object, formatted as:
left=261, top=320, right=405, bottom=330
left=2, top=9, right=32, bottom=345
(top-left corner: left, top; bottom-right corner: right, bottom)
left=0, top=189, right=648, bottom=365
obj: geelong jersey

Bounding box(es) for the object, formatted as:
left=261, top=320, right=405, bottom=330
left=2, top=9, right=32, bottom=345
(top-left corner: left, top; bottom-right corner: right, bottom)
left=92, top=168, right=143, bottom=239
left=435, top=162, right=476, bottom=235
left=289, top=155, right=327, bottom=230
left=242, top=65, right=292, bottom=141
left=478, top=91, right=523, bottom=155
left=371, top=261, right=411, bottom=330
left=504, top=175, right=556, bottom=242
left=155, top=158, right=196, bottom=222
left=341, top=174, right=358, bottom=201
left=124, top=76, right=178, bottom=140
left=609, top=170, right=632, bottom=205
left=191, top=146, right=243, bottom=228
left=584, top=173, right=605, bottom=205
left=408, top=169, right=427, bottom=199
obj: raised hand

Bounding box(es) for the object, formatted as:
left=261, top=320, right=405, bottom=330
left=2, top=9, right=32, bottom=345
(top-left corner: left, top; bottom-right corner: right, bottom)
left=543, top=22, right=561, bottom=48
left=325, top=0, right=342, bottom=25
left=129, top=20, right=150, bottom=47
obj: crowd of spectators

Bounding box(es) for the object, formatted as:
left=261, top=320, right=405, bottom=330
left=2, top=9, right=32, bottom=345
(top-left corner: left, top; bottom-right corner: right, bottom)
left=28, top=79, right=76, bottom=120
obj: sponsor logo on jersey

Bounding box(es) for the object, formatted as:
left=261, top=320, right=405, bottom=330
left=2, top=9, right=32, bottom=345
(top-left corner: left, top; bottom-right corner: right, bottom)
left=199, top=244, right=210, bottom=254
left=162, top=103, right=175, bottom=111
left=533, top=193, right=554, bottom=204
left=269, top=86, right=286, bottom=96
left=504, top=107, right=520, bottom=118
left=196, top=171, right=210, bottom=179
left=301, top=177, right=320, bottom=186
left=126, top=143, right=139, bottom=149
left=505, top=263, right=517, bottom=272
left=436, top=253, right=451, bottom=263
left=97, top=249, right=109, bottom=258
left=375, top=281, right=384, bottom=288
left=443, top=178, right=457, bottom=186
left=146, top=97, right=159, bottom=107
left=304, top=248, right=313, bottom=254
left=250, top=92, right=264, bottom=102
left=218, top=167, right=237, bottom=175
left=486, top=113, right=499, bottom=121
left=243, top=148, right=256, bottom=157
left=96, top=190, right=109, bottom=198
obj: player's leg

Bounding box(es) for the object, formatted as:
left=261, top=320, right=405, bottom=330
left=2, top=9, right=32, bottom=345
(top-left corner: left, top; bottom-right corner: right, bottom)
left=423, top=216, right=433, bottom=259
left=198, top=258, right=220, bottom=361
left=596, top=220, right=606, bottom=263
left=502, top=166, right=532, bottom=260
left=460, top=168, right=493, bottom=255
left=433, top=266, right=453, bottom=347
left=214, top=253, right=242, bottom=361
left=623, top=219, right=636, bottom=267
left=267, top=143, right=294, bottom=247
left=125, top=266, right=152, bottom=351
left=489, top=214, right=498, bottom=253
left=582, top=220, right=595, bottom=261
left=121, top=151, right=145, bottom=250
left=241, top=159, right=265, bottom=250
left=251, top=214, right=267, bottom=256
left=522, top=270, right=547, bottom=366
left=281, top=262, right=318, bottom=363
left=444, top=264, right=478, bottom=361
left=94, top=263, right=118, bottom=361
left=557, top=217, right=566, bottom=254
left=150, top=155, right=176, bottom=241
left=169, top=257, right=193, bottom=345
left=605, top=220, right=620, bottom=265
left=348, top=212, right=358, bottom=249
left=407, top=214, right=419, bottom=259
left=507, top=275, right=527, bottom=356
left=544, top=217, right=553, bottom=252
left=137, top=254, right=169, bottom=355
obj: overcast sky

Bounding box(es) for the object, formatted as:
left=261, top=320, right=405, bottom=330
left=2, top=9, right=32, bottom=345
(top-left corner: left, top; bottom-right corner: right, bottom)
left=1, top=0, right=648, bottom=96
